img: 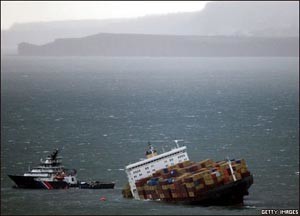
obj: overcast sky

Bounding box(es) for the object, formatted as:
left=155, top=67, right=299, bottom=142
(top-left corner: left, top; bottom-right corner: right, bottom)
left=1, top=1, right=209, bottom=30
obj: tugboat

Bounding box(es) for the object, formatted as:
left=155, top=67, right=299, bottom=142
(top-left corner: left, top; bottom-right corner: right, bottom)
left=123, top=141, right=253, bottom=205
left=79, top=181, right=115, bottom=189
left=8, top=149, right=78, bottom=189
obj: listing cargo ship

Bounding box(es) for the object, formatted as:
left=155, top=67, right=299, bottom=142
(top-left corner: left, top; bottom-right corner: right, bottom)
left=8, top=149, right=78, bottom=189
left=123, top=141, right=253, bottom=205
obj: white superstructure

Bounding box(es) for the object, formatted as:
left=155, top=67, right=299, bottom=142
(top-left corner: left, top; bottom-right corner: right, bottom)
left=125, top=143, right=189, bottom=199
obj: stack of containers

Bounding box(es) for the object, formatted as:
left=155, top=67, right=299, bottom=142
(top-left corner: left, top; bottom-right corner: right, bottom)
left=133, top=158, right=250, bottom=200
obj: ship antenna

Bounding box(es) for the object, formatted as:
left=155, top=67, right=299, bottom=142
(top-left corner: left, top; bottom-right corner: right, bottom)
left=174, top=139, right=183, bottom=148
left=148, top=141, right=154, bottom=154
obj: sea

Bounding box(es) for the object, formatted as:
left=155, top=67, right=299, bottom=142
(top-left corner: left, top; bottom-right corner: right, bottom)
left=1, top=56, right=299, bottom=215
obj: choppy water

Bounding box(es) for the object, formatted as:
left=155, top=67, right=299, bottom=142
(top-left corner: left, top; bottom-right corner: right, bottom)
left=1, top=56, right=299, bottom=215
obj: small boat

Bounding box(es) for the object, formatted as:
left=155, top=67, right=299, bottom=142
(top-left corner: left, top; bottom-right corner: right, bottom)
left=79, top=181, right=115, bottom=189
left=8, top=149, right=78, bottom=189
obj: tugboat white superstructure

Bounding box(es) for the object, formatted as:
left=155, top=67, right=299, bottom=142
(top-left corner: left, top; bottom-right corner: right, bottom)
left=8, top=149, right=78, bottom=189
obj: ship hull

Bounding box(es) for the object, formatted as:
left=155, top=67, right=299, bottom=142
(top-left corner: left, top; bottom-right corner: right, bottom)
left=158, top=175, right=253, bottom=206
left=8, top=175, right=69, bottom=189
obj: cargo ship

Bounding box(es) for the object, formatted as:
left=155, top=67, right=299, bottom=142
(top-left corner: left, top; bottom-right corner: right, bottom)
left=8, top=149, right=78, bottom=189
left=123, top=141, right=253, bottom=205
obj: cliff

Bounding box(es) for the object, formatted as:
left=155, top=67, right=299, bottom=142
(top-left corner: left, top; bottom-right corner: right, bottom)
left=18, top=33, right=299, bottom=57
left=3, top=1, right=299, bottom=53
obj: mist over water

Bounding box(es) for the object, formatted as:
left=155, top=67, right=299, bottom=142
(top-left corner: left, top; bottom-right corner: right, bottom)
left=1, top=56, right=299, bottom=215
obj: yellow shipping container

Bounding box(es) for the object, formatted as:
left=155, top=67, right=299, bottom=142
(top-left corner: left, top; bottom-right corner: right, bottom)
left=198, top=159, right=214, bottom=168
left=217, top=160, right=227, bottom=165
left=171, top=193, right=179, bottom=198
left=188, top=191, right=195, bottom=197
left=239, top=159, right=246, bottom=166
left=178, top=173, right=191, bottom=179
left=199, top=169, right=211, bottom=175
left=220, top=163, right=229, bottom=170
left=203, top=174, right=213, bottom=181
left=185, top=182, right=195, bottom=188
left=204, top=178, right=214, bottom=185
left=240, top=167, right=248, bottom=174
left=162, top=185, right=169, bottom=190
left=177, top=169, right=187, bottom=175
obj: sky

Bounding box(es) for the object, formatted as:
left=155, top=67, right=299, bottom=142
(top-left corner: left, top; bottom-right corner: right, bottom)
left=1, top=1, right=209, bottom=30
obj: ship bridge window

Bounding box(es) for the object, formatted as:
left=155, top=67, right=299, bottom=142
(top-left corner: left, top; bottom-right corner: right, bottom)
left=133, top=169, right=141, bottom=174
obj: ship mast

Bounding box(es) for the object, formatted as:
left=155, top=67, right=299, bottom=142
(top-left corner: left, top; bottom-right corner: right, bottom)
left=145, top=142, right=157, bottom=159
left=174, top=139, right=183, bottom=148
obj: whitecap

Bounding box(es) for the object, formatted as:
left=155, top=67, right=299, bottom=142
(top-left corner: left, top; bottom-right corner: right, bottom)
left=54, top=118, right=64, bottom=121
left=184, top=115, right=196, bottom=118
left=244, top=205, right=257, bottom=209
